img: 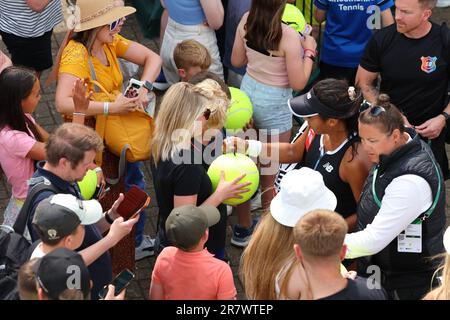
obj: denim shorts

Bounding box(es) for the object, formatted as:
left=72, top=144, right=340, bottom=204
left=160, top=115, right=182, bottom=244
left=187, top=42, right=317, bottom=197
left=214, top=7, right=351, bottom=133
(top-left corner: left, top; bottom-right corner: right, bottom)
left=240, top=74, right=293, bottom=133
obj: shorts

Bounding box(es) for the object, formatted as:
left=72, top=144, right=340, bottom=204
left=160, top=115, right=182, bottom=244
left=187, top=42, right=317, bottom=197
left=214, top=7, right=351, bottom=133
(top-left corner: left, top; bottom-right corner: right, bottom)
left=0, top=30, right=53, bottom=72
left=3, top=196, right=25, bottom=227
left=160, top=17, right=224, bottom=85
left=240, top=74, right=293, bottom=133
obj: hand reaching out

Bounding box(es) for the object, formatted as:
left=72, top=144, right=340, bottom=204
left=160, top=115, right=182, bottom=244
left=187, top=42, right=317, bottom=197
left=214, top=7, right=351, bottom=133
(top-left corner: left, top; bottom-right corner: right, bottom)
left=72, top=78, right=92, bottom=113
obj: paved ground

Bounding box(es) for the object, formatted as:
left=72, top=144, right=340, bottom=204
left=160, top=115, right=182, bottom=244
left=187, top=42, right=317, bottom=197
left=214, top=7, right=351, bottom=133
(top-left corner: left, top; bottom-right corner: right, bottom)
left=1, top=4, right=449, bottom=300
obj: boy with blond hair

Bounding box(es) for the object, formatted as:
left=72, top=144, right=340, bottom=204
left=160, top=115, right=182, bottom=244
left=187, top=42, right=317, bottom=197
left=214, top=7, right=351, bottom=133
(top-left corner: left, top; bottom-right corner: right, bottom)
left=173, top=39, right=212, bottom=82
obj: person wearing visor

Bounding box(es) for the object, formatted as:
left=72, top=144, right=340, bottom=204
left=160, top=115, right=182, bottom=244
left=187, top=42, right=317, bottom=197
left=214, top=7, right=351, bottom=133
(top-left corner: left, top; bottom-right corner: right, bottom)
left=225, top=79, right=371, bottom=233
left=345, top=94, right=446, bottom=300
left=52, top=0, right=162, bottom=263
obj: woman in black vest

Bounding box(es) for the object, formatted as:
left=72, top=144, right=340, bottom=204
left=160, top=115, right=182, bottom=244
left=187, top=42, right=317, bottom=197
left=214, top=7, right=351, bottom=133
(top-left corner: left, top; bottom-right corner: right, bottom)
left=345, top=95, right=446, bottom=300
left=225, top=79, right=371, bottom=232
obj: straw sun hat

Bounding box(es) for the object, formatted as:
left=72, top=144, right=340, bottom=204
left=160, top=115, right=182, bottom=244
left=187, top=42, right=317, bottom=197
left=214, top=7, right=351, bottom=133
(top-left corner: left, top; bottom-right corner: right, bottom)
left=73, top=0, right=136, bottom=32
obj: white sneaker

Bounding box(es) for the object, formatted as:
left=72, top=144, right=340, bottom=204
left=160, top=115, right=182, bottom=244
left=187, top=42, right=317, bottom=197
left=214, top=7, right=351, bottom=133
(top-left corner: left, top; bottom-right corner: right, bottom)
left=135, top=235, right=155, bottom=261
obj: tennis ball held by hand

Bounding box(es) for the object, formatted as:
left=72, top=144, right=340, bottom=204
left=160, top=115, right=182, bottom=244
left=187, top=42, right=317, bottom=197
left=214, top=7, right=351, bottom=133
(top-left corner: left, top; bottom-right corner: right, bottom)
left=207, top=153, right=259, bottom=206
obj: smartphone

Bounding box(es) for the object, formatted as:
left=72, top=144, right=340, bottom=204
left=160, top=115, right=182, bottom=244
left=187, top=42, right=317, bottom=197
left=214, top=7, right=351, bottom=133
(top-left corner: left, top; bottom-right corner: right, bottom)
left=303, top=24, right=312, bottom=36
left=116, top=185, right=151, bottom=220
left=98, top=268, right=135, bottom=299
left=123, top=78, right=143, bottom=98
left=93, top=184, right=110, bottom=200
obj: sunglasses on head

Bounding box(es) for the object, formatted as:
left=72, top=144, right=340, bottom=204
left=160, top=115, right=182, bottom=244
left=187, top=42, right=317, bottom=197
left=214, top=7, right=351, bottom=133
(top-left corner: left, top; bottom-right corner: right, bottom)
left=203, top=109, right=211, bottom=120
left=368, top=105, right=386, bottom=117
left=109, top=18, right=123, bottom=31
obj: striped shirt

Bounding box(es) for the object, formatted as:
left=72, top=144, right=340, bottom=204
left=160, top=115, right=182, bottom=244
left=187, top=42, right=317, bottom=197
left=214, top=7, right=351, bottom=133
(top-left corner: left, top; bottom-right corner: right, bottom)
left=0, top=0, right=63, bottom=38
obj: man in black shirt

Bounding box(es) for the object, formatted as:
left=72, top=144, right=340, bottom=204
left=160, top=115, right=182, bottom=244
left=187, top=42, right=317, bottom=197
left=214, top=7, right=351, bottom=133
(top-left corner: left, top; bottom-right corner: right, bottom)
left=356, top=0, right=450, bottom=177
left=293, top=209, right=387, bottom=300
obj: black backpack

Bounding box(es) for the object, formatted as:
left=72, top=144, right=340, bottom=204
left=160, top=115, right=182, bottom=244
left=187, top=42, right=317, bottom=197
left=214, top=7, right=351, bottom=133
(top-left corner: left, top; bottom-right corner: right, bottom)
left=0, top=181, right=58, bottom=300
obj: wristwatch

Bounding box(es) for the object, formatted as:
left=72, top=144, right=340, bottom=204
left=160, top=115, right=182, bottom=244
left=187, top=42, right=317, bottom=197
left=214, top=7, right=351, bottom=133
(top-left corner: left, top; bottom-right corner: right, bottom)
left=103, top=211, right=114, bottom=225
left=142, top=80, right=153, bottom=91
left=441, top=111, right=450, bottom=121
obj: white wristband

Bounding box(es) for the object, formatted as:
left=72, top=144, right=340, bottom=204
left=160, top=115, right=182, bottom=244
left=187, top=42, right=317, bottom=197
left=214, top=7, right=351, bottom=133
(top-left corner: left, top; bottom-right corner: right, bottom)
left=103, top=102, right=109, bottom=115
left=94, top=167, right=102, bottom=173
left=246, top=140, right=263, bottom=157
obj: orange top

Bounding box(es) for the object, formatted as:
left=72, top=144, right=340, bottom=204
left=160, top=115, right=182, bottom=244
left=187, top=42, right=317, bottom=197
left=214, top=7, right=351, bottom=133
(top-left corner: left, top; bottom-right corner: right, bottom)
left=151, top=247, right=236, bottom=300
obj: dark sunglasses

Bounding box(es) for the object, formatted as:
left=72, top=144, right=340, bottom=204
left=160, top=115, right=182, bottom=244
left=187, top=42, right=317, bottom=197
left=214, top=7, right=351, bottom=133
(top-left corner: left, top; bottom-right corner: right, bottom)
left=109, top=18, right=123, bottom=31
left=368, top=105, right=386, bottom=116
left=203, top=109, right=211, bottom=120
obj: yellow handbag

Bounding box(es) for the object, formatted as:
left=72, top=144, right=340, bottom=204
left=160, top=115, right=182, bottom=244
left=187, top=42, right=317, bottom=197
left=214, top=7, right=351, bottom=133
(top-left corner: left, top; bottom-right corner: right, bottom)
left=90, top=79, right=154, bottom=166
left=85, top=58, right=153, bottom=186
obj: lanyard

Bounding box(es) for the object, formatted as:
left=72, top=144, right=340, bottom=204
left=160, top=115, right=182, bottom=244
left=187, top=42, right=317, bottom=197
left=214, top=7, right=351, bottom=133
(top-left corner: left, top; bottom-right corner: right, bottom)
left=371, top=158, right=441, bottom=224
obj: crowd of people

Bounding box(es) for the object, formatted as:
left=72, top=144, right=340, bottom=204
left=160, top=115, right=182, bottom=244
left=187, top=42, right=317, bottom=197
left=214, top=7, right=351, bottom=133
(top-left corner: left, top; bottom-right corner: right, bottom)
left=0, top=0, right=449, bottom=301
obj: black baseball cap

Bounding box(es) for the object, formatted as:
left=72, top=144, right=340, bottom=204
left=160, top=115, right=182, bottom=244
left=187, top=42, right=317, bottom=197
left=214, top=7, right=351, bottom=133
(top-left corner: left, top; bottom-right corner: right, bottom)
left=288, top=88, right=356, bottom=119
left=33, top=248, right=91, bottom=300
left=32, top=194, right=103, bottom=242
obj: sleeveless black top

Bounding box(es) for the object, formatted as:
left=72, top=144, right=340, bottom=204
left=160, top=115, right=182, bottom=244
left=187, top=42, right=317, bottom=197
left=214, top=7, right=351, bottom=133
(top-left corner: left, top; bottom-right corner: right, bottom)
left=303, top=134, right=357, bottom=218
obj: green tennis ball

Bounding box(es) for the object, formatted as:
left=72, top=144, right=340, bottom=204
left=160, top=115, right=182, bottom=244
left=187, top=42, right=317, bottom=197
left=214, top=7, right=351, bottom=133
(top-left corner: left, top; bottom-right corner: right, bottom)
left=207, top=153, right=259, bottom=206
left=224, top=87, right=253, bottom=134
left=282, top=3, right=307, bottom=34
left=77, top=169, right=98, bottom=200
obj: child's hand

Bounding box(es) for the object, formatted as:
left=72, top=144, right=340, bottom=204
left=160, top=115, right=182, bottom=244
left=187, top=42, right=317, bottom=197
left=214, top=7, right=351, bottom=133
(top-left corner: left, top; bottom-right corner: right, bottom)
left=72, top=78, right=92, bottom=113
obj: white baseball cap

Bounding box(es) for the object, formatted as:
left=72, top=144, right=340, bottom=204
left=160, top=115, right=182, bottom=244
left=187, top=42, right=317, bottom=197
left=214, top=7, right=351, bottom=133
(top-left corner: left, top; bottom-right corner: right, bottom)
left=33, top=194, right=103, bottom=241
left=270, top=167, right=337, bottom=227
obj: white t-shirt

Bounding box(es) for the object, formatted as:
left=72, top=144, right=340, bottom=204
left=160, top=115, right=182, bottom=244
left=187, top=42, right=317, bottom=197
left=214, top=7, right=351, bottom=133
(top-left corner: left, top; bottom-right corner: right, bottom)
left=30, top=242, right=45, bottom=260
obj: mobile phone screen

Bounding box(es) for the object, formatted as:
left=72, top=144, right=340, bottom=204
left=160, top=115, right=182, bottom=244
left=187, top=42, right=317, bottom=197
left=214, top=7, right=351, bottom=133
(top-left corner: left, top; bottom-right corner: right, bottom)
left=98, top=269, right=135, bottom=299
left=124, top=82, right=141, bottom=98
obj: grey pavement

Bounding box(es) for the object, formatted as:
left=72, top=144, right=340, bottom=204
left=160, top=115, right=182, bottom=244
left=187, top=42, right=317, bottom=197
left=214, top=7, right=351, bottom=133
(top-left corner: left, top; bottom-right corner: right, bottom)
left=1, top=4, right=449, bottom=301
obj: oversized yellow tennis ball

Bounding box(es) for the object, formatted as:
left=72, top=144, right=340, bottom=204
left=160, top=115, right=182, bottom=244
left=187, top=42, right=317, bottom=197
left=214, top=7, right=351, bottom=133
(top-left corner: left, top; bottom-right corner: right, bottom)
left=77, top=169, right=98, bottom=200
left=224, top=87, right=253, bottom=134
left=282, top=3, right=307, bottom=34
left=207, top=153, right=260, bottom=206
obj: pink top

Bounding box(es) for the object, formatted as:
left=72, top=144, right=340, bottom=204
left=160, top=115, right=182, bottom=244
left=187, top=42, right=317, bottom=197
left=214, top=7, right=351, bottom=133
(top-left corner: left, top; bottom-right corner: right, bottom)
left=245, top=45, right=290, bottom=87
left=151, top=247, right=236, bottom=300
left=0, top=114, right=37, bottom=199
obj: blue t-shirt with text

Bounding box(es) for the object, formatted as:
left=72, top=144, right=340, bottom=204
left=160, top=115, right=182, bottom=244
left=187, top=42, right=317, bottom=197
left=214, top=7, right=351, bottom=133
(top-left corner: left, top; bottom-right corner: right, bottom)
left=314, top=0, right=394, bottom=68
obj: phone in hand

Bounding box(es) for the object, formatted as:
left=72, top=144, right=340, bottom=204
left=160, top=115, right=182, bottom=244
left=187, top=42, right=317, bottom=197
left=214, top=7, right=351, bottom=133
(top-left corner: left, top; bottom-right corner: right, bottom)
left=98, top=268, right=135, bottom=299
left=116, top=185, right=151, bottom=220
left=299, top=24, right=313, bottom=40
left=303, top=24, right=312, bottom=36
left=123, top=78, right=143, bottom=98
left=93, top=184, right=110, bottom=200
